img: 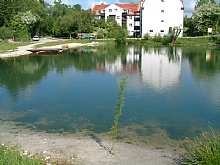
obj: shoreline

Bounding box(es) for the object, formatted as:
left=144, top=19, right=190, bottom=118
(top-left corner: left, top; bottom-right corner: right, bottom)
left=0, top=120, right=182, bottom=165
left=0, top=38, right=105, bottom=59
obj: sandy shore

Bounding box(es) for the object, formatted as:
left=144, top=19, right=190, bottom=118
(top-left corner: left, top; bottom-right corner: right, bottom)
left=0, top=120, right=181, bottom=165
left=0, top=38, right=103, bottom=58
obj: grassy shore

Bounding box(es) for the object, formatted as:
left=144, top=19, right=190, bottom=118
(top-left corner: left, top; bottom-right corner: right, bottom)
left=0, top=143, right=46, bottom=165
left=1, top=36, right=219, bottom=54
left=182, top=125, right=220, bottom=164
left=0, top=42, right=31, bottom=53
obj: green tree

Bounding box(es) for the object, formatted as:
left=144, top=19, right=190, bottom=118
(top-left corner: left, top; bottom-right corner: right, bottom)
left=11, top=11, right=39, bottom=39
left=183, top=16, right=194, bottom=36
left=192, top=3, right=220, bottom=35
left=195, top=0, right=216, bottom=9
left=0, top=26, right=13, bottom=39
left=73, top=4, right=82, bottom=11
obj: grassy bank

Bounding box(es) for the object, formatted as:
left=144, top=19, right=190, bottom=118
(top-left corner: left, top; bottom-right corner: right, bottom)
left=182, top=125, right=220, bottom=164
left=1, top=36, right=219, bottom=54
left=33, top=39, right=114, bottom=48
left=0, top=42, right=31, bottom=53
left=0, top=143, right=46, bottom=165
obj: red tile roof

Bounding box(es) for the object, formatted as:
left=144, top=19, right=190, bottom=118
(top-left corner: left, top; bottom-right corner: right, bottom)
left=92, top=3, right=140, bottom=15
left=92, top=4, right=110, bottom=14
left=116, top=4, right=140, bottom=12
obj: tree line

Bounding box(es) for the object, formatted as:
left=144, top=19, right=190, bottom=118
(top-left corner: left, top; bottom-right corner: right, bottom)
left=1, top=0, right=220, bottom=40
left=0, top=0, right=127, bottom=40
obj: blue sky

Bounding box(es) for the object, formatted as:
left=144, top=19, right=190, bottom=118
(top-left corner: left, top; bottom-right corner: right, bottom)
left=45, top=0, right=220, bottom=17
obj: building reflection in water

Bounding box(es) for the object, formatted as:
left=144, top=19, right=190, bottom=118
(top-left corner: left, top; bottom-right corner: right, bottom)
left=96, top=46, right=182, bottom=91
left=140, top=47, right=182, bottom=90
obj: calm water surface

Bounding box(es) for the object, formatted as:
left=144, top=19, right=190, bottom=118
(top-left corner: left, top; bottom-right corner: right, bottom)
left=0, top=45, right=220, bottom=145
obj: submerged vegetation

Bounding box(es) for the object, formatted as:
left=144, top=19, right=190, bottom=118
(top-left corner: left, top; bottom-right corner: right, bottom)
left=182, top=125, right=220, bottom=165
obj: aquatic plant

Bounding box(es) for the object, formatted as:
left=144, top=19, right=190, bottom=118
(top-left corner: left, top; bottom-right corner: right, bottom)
left=182, top=124, right=220, bottom=165
left=109, top=76, right=127, bottom=154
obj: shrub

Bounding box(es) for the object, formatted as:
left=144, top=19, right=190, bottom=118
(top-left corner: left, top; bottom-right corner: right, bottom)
left=153, top=33, right=162, bottom=42
left=182, top=125, right=220, bottom=165
left=143, top=33, right=151, bottom=40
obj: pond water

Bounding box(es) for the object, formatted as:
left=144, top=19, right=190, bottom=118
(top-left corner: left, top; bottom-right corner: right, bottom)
left=0, top=45, right=220, bottom=146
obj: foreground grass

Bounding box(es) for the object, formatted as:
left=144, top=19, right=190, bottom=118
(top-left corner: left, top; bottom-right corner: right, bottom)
left=0, top=144, right=46, bottom=165
left=182, top=125, right=220, bottom=164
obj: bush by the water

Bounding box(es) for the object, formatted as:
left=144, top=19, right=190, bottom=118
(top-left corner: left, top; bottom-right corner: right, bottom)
left=182, top=125, right=220, bottom=165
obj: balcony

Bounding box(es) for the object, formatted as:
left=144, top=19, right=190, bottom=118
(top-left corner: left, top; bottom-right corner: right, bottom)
left=134, top=17, right=140, bottom=21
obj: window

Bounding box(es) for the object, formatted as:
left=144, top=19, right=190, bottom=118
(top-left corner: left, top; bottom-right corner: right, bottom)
left=129, top=9, right=133, bottom=13
left=161, top=10, right=164, bottom=13
left=117, top=16, right=120, bottom=19
left=114, top=8, right=118, bottom=12
left=149, top=30, right=153, bottom=32
left=129, top=23, right=132, bottom=27
left=129, top=16, right=132, bottom=19
left=96, top=10, right=99, bottom=14
left=161, top=20, right=164, bottom=22
left=109, top=9, right=112, bottom=12
left=160, top=30, right=164, bottom=32
left=161, top=0, right=164, bottom=2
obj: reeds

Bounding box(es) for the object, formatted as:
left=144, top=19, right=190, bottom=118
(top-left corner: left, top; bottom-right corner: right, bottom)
left=182, top=124, right=220, bottom=165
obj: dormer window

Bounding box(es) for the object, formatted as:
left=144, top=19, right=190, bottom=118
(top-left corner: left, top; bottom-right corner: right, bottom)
left=129, top=9, right=133, bottom=13
left=96, top=10, right=99, bottom=14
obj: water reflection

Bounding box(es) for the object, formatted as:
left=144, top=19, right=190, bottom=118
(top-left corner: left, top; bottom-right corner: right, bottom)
left=0, top=45, right=220, bottom=142
left=140, top=47, right=181, bottom=90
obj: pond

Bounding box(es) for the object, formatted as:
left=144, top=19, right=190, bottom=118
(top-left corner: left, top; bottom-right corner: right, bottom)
left=0, top=45, right=220, bottom=146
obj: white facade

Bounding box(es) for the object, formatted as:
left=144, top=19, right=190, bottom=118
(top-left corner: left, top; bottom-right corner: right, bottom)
left=105, top=4, right=123, bottom=26
left=127, top=15, right=135, bottom=36
left=141, top=0, right=184, bottom=38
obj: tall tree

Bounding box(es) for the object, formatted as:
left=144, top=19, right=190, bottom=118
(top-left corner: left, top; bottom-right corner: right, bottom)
left=73, top=4, right=82, bottom=11
left=195, top=0, right=216, bottom=9
left=192, top=3, right=220, bottom=35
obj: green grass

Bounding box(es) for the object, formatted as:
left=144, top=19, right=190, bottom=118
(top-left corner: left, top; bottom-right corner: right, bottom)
left=0, top=42, right=31, bottom=53
left=34, top=39, right=114, bottom=48
left=0, top=143, right=46, bottom=165
left=182, top=125, right=220, bottom=165
left=174, top=36, right=214, bottom=46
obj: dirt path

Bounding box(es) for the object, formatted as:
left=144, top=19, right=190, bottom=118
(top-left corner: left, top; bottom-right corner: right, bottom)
left=0, top=38, right=102, bottom=58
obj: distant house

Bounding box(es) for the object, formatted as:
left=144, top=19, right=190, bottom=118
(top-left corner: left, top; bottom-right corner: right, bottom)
left=92, top=3, right=140, bottom=37
left=92, top=0, right=184, bottom=38
left=141, top=0, right=184, bottom=38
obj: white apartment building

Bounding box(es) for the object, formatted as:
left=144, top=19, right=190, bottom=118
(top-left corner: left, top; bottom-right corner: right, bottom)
left=141, top=0, right=184, bottom=37
left=92, top=3, right=140, bottom=37
left=93, top=0, right=184, bottom=38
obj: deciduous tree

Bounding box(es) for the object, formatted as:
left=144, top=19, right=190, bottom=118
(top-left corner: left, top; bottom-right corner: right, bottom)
left=192, top=3, right=220, bottom=35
